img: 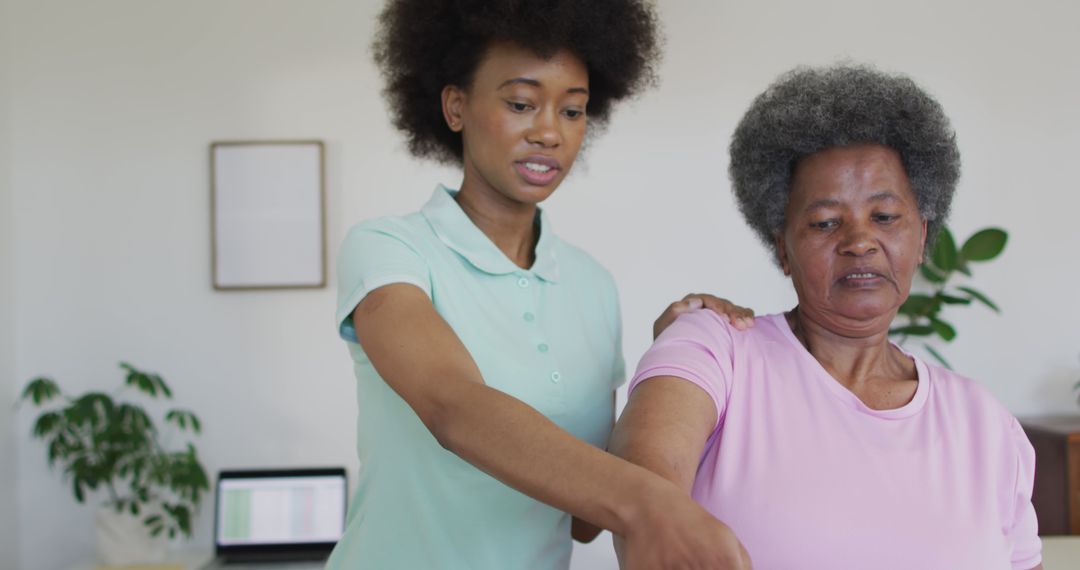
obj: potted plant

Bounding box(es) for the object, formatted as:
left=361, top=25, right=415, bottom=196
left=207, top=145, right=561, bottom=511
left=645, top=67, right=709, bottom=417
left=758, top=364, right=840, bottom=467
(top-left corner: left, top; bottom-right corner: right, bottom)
left=890, top=225, right=1008, bottom=368
left=19, top=362, right=209, bottom=566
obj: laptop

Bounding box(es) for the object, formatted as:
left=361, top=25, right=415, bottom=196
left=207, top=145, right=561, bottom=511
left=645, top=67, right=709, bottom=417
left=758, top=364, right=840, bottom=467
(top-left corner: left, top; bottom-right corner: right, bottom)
left=202, top=467, right=348, bottom=569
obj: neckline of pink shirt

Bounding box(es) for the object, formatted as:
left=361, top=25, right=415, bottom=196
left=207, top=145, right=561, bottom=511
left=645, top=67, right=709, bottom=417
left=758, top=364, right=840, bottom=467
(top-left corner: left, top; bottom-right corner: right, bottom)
left=768, top=312, right=932, bottom=420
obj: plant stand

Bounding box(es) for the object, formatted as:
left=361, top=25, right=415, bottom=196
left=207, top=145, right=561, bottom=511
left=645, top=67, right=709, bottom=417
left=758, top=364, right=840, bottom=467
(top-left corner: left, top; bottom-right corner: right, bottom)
left=95, top=507, right=168, bottom=566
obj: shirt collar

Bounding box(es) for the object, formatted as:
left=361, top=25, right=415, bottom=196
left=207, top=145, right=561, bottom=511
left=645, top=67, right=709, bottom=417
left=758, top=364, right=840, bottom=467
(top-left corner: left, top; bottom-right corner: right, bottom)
left=421, top=185, right=560, bottom=282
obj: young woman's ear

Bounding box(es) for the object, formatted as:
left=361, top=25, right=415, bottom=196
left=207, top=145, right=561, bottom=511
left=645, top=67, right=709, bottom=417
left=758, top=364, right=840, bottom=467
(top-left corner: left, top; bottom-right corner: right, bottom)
left=441, top=85, right=466, bottom=133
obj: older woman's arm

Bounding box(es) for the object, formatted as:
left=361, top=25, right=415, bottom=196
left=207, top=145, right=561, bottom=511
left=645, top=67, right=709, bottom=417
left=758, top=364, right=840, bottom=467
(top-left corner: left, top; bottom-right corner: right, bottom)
left=609, top=376, right=751, bottom=568
left=610, top=377, right=716, bottom=490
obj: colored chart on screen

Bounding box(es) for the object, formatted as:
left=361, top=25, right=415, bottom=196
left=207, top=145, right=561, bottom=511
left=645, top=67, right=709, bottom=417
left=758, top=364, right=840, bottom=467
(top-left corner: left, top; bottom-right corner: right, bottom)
left=217, top=476, right=345, bottom=544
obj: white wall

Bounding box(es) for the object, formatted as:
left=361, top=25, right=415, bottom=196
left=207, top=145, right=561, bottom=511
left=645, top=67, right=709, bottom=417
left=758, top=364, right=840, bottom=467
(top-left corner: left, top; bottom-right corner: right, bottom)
left=0, top=0, right=21, bottom=565
left=7, top=1, right=1080, bottom=569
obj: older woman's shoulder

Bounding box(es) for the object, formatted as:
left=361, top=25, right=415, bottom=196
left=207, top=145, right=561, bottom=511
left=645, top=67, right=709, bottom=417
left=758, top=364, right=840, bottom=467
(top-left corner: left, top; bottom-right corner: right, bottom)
left=660, top=310, right=786, bottom=348
left=919, top=359, right=1021, bottom=429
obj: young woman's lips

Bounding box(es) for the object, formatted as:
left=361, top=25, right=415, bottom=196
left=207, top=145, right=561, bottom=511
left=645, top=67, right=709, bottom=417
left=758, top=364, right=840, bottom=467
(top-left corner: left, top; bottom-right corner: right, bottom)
left=514, top=156, right=561, bottom=186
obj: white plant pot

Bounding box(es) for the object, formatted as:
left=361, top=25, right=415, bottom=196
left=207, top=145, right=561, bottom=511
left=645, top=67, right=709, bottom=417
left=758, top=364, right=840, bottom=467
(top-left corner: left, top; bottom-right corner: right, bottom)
left=95, top=506, right=168, bottom=566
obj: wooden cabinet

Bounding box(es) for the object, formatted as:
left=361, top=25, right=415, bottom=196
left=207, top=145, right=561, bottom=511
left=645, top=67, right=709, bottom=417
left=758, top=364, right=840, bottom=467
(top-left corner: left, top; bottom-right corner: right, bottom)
left=1020, top=415, right=1080, bottom=535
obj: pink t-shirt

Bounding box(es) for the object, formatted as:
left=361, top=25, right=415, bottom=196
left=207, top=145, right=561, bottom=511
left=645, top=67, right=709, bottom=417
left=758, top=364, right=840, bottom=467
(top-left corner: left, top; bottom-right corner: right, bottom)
left=629, top=311, right=1041, bottom=570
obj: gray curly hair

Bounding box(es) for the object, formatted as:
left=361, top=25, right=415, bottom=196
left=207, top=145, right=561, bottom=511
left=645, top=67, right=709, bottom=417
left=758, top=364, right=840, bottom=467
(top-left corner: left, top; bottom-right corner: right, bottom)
left=728, top=64, right=960, bottom=263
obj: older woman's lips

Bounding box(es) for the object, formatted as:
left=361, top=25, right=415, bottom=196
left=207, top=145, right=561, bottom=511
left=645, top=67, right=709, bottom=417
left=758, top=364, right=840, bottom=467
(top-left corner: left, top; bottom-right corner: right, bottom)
left=840, top=271, right=886, bottom=287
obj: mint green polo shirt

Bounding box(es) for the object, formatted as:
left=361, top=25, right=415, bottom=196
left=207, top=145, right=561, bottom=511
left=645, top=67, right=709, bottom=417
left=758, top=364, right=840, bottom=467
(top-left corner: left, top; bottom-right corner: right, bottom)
left=327, top=185, right=624, bottom=570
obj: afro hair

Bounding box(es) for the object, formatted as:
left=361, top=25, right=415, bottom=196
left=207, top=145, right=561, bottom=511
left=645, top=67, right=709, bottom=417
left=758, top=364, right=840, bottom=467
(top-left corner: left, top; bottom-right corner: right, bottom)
left=373, top=0, right=661, bottom=164
left=729, top=64, right=961, bottom=263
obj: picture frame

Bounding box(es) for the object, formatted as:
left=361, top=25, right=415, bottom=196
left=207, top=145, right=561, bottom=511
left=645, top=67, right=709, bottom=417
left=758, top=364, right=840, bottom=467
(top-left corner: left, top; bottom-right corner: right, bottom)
left=209, top=140, right=326, bottom=290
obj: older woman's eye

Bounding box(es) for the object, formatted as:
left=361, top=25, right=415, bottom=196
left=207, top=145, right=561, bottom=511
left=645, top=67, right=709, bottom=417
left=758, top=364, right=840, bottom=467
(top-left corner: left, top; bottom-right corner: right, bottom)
left=812, top=220, right=838, bottom=230
left=873, top=214, right=899, bottom=223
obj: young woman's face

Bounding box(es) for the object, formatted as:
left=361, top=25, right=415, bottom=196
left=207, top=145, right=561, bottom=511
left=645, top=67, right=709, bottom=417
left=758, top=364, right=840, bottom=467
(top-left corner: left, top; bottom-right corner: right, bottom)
left=777, top=144, right=928, bottom=336
left=442, top=41, right=589, bottom=207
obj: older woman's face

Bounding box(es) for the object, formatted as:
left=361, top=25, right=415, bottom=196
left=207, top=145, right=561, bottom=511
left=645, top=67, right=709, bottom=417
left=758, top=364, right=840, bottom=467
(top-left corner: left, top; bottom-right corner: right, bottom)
left=776, top=144, right=927, bottom=335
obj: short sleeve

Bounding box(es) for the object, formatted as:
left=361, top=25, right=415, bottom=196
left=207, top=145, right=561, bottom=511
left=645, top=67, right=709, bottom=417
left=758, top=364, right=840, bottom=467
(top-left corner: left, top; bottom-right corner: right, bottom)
left=1005, top=418, right=1042, bottom=569
left=335, top=223, right=431, bottom=343
left=609, top=284, right=627, bottom=389
left=627, top=309, right=735, bottom=432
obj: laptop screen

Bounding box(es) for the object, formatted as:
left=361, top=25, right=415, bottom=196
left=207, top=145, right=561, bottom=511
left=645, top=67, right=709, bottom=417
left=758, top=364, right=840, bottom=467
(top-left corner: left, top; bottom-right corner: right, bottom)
left=215, top=468, right=347, bottom=551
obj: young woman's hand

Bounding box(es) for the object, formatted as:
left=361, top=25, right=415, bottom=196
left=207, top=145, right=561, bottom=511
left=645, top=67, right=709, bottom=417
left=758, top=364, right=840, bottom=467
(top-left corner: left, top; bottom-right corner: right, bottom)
left=616, top=486, right=752, bottom=570
left=654, top=294, right=755, bottom=339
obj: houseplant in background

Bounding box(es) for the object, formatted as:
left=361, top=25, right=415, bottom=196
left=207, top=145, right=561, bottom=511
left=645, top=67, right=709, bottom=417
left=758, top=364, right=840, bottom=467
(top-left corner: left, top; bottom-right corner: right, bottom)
left=1074, top=355, right=1080, bottom=406
left=889, top=226, right=1008, bottom=368
left=19, top=362, right=209, bottom=566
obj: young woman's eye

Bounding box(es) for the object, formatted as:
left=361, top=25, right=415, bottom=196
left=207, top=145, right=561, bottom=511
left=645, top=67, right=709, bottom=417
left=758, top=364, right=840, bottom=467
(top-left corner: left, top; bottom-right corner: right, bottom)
left=506, top=100, right=532, bottom=112
left=563, top=108, right=585, bottom=120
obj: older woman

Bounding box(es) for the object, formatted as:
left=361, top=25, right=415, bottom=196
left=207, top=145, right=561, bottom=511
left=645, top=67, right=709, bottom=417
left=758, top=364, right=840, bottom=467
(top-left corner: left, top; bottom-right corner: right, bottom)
left=610, top=65, right=1042, bottom=570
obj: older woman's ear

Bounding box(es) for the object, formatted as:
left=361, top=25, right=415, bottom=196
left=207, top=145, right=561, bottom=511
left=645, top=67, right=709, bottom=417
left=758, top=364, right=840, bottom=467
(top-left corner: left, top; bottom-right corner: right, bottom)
left=919, top=219, right=929, bottom=264
left=774, top=234, right=791, bottom=275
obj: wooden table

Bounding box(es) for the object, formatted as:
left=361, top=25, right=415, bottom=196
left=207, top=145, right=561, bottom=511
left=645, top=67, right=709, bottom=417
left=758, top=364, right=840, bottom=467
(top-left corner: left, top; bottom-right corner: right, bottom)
left=1020, top=415, right=1080, bottom=535
left=66, top=552, right=211, bottom=570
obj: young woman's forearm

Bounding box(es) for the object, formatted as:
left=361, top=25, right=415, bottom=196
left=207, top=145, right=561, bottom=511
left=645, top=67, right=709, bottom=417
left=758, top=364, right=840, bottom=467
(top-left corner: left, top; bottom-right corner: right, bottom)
left=428, top=378, right=674, bottom=536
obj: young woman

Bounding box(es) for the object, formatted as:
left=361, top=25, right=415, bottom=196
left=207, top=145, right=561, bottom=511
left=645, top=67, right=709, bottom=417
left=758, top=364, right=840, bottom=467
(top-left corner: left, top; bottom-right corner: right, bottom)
left=328, top=2, right=753, bottom=568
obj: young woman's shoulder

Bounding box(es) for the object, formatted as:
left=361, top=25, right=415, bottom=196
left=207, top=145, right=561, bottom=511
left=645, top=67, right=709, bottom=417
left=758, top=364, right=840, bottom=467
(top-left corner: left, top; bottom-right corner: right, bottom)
left=551, top=238, right=616, bottom=289
left=345, top=211, right=430, bottom=246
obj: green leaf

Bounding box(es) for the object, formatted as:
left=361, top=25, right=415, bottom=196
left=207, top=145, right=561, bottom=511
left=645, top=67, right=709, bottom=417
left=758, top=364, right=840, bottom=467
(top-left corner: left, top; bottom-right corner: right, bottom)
left=898, top=294, right=937, bottom=316
left=32, top=412, right=62, bottom=438
left=153, top=374, right=173, bottom=399
left=930, top=226, right=958, bottom=272
left=890, top=325, right=934, bottom=337
left=957, top=286, right=1000, bottom=313
left=47, top=438, right=63, bottom=466
left=122, top=363, right=159, bottom=397
left=919, top=264, right=946, bottom=284
left=938, top=294, right=972, bottom=305
left=21, top=378, right=61, bottom=406
left=923, top=343, right=953, bottom=370
left=140, top=374, right=156, bottom=396
left=928, top=317, right=957, bottom=341
left=960, top=228, right=1008, bottom=262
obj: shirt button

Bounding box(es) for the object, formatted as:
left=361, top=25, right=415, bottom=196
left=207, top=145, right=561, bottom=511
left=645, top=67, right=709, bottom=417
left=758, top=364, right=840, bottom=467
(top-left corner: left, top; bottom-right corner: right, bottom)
left=537, top=343, right=549, bottom=353
left=523, top=312, right=535, bottom=322
left=517, top=277, right=530, bottom=288
left=550, top=371, right=561, bottom=383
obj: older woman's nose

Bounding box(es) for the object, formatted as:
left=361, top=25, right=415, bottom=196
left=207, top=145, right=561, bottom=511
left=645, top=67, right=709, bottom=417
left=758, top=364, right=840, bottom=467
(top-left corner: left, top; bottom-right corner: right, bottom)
left=838, top=225, right=879, bottom=256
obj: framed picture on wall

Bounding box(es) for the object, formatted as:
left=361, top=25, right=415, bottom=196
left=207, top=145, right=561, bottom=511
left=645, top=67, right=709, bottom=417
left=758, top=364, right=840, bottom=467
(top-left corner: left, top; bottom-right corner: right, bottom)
left=210, top=140, right=326, bottom=290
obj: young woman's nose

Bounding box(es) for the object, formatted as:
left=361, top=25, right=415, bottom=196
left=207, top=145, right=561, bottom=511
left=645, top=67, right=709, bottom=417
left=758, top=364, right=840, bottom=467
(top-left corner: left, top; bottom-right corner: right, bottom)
left=525, top=108, right=561, bottom=147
